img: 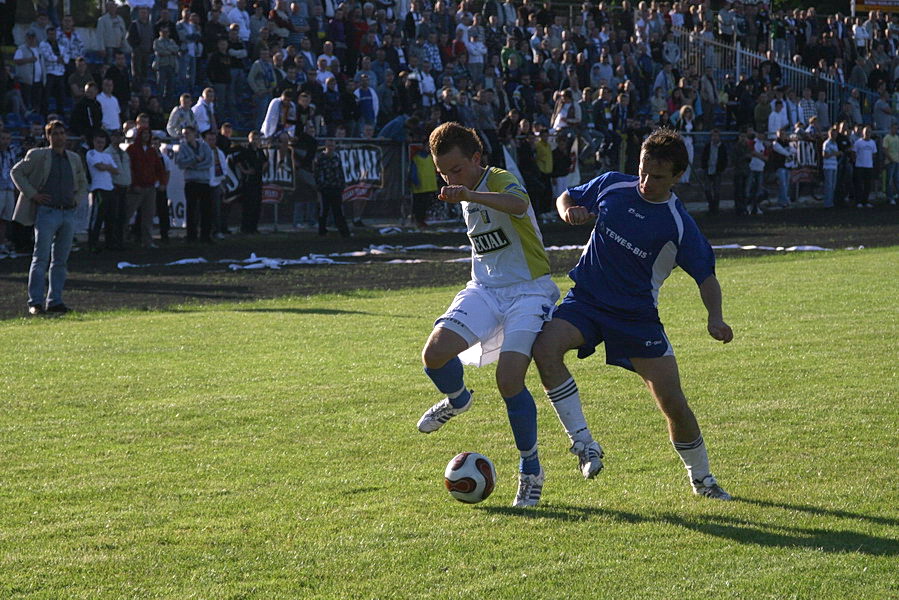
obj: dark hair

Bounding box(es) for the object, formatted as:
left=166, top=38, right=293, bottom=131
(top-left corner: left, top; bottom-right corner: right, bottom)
left=429, top=121, right=483, bottom=158
left=45, top=120, right=66, bottom=137
left=641, top=128, right=689, bottom=176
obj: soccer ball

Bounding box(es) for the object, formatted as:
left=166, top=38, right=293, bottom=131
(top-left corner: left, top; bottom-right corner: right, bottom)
left=444, top=452, right=496, bottom=504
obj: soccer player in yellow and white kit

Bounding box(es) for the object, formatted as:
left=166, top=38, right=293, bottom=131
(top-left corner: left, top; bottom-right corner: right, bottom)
left=416, top=123, right=587, bottom=508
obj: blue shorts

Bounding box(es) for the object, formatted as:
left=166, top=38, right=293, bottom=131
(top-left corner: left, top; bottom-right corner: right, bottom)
left=552, top=289, right=673, bottom=372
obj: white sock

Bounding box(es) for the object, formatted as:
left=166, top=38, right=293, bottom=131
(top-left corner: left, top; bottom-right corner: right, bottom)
left=545, top=377, right=592, bottom=444
left=672, top=435, right=711, bottom=483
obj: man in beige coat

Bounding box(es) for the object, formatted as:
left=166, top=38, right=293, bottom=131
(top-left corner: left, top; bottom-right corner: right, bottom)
left=11, top=120, right=88, bottom=315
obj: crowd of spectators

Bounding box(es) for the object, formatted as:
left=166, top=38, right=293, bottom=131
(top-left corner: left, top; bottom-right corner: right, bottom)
left=2, top=0, right=899, bottom=256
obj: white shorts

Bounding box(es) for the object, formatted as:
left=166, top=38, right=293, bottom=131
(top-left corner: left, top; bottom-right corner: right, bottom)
left=436, top=275, right=560, bottom=366
left=0, top=190, right=14, bottom=222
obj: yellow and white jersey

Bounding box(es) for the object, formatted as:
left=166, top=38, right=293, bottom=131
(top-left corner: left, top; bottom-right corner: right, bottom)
left=463, top=166, right=551, bottom=287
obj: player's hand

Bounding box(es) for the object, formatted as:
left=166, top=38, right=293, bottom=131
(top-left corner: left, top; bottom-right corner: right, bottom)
left=32, top=193, right=52, bottom=205
left=708, top=319, right=734, bottom=344
left=562, top=205, right=592, bottom=225
left=438, top=185, right=469, bottom=204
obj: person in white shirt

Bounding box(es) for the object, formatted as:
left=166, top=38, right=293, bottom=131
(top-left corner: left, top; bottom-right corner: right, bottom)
left=86, top=131, right=119, bottom=252
left=412, top=61, right=437, bottom=107
left=38, top=27, right=68, bottom=115
left=227, top=0, right=251, bottom=41
left=821, top=127, right=841, bottom=208
left=192, top=88, right=217, bottom=134
left=768, top=99, right=789, bottom=139
left=464, top=31, right=487, bottom=86
left=13, top=31, right=45, bottom=114
left=852, top=126, right=877, bottom=207
left=204, top=129, right=235, bottom=239
left=317, top=41, right=339, bottom=68
left=97, top=1, right=129, bottom=64
left=771, top=127, right=794, bottom=208
left=745, top=129, right=768, bottom=215
left=97, top=78, right=122, bottom=131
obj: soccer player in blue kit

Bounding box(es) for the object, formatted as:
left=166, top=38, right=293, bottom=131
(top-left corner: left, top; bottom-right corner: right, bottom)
left=532, top=129, right=734, bottom=500
left=415, top=122, right=562, bottom=507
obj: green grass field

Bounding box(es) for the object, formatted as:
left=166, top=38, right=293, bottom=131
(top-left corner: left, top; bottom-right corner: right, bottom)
left=1, top=248, right=897, bottom=599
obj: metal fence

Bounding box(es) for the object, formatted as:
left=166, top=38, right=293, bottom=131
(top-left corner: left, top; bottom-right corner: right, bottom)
left=669, top=26, right=879, bottom=127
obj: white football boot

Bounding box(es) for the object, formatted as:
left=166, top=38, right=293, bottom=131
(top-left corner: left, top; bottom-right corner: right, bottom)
left=416, top=391, right=473, bottom=433
left=570, top=439, right=604, bottom=479
left=692, top=474, right=733, bottom=501
left=512, top=468, right=545, bottom=507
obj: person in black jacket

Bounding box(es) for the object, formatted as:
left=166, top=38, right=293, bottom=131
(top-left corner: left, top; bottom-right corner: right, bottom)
left=700, top=129, right=729, bottom=215
left=69, top=82, right=103, bottom=139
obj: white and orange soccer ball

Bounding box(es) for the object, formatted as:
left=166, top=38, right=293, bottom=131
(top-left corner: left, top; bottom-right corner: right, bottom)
left=444, top=452, right=496, bottom=504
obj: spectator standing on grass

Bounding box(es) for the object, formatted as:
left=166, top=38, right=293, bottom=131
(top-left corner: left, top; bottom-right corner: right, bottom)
left=700, top=129, right=727, bottom=216
left=126, top=126, right=166, bottom=248
left=853, top=126, right=877, bottom=208
left=206, top=128, right=234, bottom=239
left=11, top=120, right=88, bottom=316
left=0, top=131, right=18, bottom=255
left=175, top=125, right=214, bottom=243
left=410, top=140, right=438, bottom=229
left=291, top=123, right=319, bottom=229
left=731, top=130, right=750, bottom=216
left=881, top=122, right=899, bottom=205
left=234, top=130, right=267, bottom=234
left=746, top=129, right=767, bottom=215
left=314, top=137, right=350, bottom=237
left=771, top=127, right=793, bottom=209
left=105, top=129, right=131, bottom=250
left=152, top=136, right=172, bottom=242
left=86, top=130, right=119, bottom=252
left=821, top=126, right=840, bottom=209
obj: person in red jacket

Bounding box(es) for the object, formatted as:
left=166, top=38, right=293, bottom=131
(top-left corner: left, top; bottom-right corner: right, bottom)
left=125, top=126, right=165, bottom=248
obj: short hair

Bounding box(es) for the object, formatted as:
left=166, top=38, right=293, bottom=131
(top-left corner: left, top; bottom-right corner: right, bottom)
left=45, top=120, right=66, bottom=137
left=640, top=128, right=689, bottom=177
left=428, top=122, right=483, bottom=158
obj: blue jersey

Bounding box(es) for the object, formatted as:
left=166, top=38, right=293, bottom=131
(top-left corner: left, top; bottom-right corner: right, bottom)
left=566, top=172, right=715, bottom=320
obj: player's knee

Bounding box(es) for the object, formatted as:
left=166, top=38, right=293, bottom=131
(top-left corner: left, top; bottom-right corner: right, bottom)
left=495, top=370, right=525, bottom=399
left=656, top=391, right=690, bottom=418
left=421, top=343, right=451, bottom=370
left=531, top=333, right=561, bottom=369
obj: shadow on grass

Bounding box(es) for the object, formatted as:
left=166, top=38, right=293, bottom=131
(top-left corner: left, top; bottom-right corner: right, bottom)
left=482, top=499, right=898, bottom=556
left=733, top=497, right=899, bottom=527
left=479, top=504, right=646, bottom=524
left=230, top=307, right=375, bottom=316
left=659, top=512, right=899, bottom=556
left=65, top=278, right=253, bottom=300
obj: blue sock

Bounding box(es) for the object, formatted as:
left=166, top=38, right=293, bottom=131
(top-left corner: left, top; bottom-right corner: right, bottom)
left=424, top=357, right=470, bottom=408
left=504, top=388, right=540, bottom=475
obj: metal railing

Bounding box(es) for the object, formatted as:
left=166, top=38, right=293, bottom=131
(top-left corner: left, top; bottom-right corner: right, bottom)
left=669, top=26, right=879, bottom=126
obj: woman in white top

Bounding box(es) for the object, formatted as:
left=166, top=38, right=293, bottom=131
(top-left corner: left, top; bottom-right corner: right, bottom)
left=86, top=131, right=119, bottom=252
left=852, top=126, right=877, bottom=207
left=676, top=104, right=696, bottom=183
left=551, top=89, right=580, bottom=134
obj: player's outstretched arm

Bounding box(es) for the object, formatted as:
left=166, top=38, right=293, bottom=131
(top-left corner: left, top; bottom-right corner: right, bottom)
left=439, top=185, right=529, bottom=215
left=699, top=275, right=734, bottom=344
left=556, top=191, right=592, bottom=225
